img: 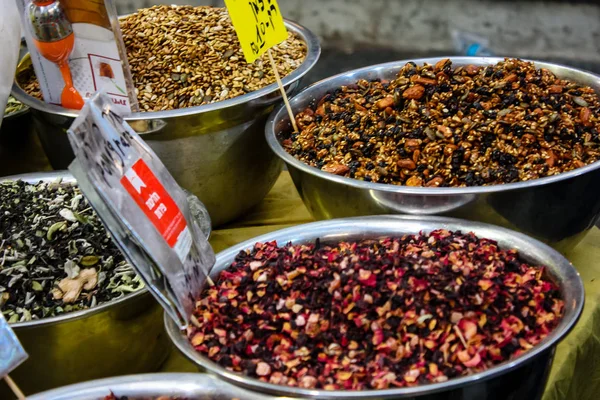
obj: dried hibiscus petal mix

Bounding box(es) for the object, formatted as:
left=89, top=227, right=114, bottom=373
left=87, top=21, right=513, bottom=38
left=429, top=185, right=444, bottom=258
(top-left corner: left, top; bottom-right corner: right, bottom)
left=281, top=58, right=600, bottom=187
left=188, top=230, right=564, bottom=390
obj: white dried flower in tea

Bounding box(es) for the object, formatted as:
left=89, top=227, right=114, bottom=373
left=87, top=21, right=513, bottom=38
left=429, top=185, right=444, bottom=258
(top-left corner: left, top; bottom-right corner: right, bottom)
left=0, top=180, right=145, bottom=323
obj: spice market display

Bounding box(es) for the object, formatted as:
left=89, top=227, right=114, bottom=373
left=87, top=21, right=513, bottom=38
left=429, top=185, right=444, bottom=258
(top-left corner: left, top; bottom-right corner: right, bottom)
left=284, top=58, right=600, bottom=186
left=0, top=180, right=144, bottom=323
left=0, top=0, right=595, bottom=399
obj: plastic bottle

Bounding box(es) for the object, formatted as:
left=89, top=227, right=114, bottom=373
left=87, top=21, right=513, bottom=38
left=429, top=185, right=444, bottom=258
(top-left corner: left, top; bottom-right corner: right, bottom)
left=451, top=30, right=495, bottom=57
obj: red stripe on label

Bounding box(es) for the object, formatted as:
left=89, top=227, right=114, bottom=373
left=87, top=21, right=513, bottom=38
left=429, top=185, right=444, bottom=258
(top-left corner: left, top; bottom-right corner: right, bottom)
left=120, top=159, right=187, bottom=248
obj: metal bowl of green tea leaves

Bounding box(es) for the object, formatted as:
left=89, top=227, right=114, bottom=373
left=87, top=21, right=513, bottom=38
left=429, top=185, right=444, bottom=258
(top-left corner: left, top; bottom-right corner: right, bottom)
left=0, top=171, right=211, bottom=396
left=3, top=95, right=28, bottom=120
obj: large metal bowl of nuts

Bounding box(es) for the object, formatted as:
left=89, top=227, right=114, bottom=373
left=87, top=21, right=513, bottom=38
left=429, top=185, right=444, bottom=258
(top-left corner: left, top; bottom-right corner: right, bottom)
left=28, top=373, right=283, bottom=400
left=11, top=6, right=321, bottom=227
left=166, top=216, right=584, bottom=399
left=0, top=171, right=211, bottom=396
left=266, top=57, right=600, bottom=252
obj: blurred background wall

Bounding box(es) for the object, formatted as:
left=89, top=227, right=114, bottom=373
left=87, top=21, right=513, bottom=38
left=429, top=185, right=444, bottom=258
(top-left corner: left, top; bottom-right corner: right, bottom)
left=115, top=1, right=599, bottom=61
left=114, top=0, right=600, bottom=82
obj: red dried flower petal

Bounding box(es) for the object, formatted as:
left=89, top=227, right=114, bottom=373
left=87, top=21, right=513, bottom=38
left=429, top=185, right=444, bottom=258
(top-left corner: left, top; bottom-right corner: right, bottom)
left=187, top=231, right=564, bottom=390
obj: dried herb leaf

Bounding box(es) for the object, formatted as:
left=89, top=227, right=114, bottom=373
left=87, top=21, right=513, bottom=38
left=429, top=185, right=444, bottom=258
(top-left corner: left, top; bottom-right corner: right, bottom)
left=59, top=208, right=77, bottom=222
left=64, top=260, right=80, bottom=279
left=0, top=180, right=145, bottom=322
left=47, top=221, right=67, bottom=241
left=81, top=255, right=99, bottom=266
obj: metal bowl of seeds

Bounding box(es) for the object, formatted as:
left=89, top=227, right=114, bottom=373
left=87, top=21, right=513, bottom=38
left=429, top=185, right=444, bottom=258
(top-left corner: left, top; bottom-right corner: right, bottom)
left=0, top=171, right=211, bottom=396
left=266, top=57, right=600, bottom=252
left=28, top=373, right=283, bottom=400
left=166, top=215, right=583, bottom=400
left=11, top=5, right=321, bottom=227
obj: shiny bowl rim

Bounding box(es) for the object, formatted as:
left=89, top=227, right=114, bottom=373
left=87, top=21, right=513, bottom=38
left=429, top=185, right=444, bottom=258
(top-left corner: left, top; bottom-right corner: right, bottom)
left=266, top=56, right=600, bottom=195
left=0, top=171, right=210, bottom=329
left=11, top=19, right=321, bottom=120
left=27, top=372, right=282, bottom=399
left=165, top=215, right=585, bottom=399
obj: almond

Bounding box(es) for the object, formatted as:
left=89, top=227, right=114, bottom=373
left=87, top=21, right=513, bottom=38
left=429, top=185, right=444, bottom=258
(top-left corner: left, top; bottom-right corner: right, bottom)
left=397, top=159, right=416, bottom=170
left=425, top=176, right=444, bottom=187
left=410, top=75, right=437, bottom=85
left=580, top=107, right=592, bottom=126
left=434, top=58, right=450, bottom=71
left=322, top=163, right=349, bottom=175
left=548, top=85, right=563, bottom=94
left=375, top=96, right=394, bottom=110
left=464, top=65, right=480, bottom=75
left=402, top=85, right=425, bottom=100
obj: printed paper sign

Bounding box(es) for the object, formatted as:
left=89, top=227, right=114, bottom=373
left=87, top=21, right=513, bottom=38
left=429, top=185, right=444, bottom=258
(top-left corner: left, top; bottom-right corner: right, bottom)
left=224, top=0, right=288, bottom=63
left=0, top=313, right=28, bottom=377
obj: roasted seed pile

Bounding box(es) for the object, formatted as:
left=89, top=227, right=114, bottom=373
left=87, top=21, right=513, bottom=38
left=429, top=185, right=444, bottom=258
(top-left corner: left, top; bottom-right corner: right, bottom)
left=20, top=5, right=307, bottom=112
left=0, top=180, right=144, bottom=323
left=284, top=58, right=600, bottom=187
left=187, top=230, right=564, bottom=390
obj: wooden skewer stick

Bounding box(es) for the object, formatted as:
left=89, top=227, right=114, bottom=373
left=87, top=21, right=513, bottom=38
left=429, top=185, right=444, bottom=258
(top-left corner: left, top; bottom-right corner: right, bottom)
left=4, top=375, right=26, bottom=400
left=267, top=48, right=298, bottom=133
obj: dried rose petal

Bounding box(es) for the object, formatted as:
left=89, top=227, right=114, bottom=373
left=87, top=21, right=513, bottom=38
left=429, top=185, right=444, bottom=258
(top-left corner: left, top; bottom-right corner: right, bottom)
left=187, top=230, right=564, bottom=391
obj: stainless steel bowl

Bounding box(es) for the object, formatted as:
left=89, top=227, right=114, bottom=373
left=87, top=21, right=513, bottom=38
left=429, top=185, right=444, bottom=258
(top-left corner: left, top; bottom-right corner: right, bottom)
left=0, top=171, right=211, bottom=396
left=28, top=373, right=285, bottom=400
left=266, top=57, right=600, bottom=252
left=2, top=102, right=29, bottom=122
left=166, top=216, right=584, bottom=400
left=12, top=20, right=321, bottom=227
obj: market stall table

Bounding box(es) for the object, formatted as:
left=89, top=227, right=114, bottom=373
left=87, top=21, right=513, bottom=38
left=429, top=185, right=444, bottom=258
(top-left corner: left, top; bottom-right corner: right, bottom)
left=160, top=171, right=600, bottom=400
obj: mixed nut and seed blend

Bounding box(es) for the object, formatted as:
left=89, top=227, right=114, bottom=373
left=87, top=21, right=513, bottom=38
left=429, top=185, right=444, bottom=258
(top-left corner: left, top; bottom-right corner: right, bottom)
left=187, top=230, right=563, bottom=389
left=19, top=5, right=307, bottom=112
left=283, top=58, right=600, bottom=187
left=0, top=180, right=144, bottom=323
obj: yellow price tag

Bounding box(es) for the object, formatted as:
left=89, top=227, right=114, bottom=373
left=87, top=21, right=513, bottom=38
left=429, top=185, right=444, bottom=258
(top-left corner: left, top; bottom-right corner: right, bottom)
left=224, top=0, right=288, bottom=63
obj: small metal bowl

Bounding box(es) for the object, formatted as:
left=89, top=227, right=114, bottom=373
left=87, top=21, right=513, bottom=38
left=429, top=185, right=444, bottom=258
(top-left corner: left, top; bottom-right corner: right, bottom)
left=3, top=103, right=29, bottom=121
left=28, top=373, right=284, bottom=400
left=265, top=57, right=600, bottom=252
left=166, top=216, right=584, bottom=400
left=0, top=171, right=211, bottom=396
left=12, top=19, right=321, bottom=227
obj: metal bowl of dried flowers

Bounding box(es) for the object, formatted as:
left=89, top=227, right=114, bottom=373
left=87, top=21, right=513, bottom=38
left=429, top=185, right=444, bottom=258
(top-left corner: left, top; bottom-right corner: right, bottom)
left=166, top=215, right=584, bottom=400
left=0, top=171, right=211, bottom=396
left=11, top=5, right=321, bottom=227
left=266, top=57, right=600, bottom=252
left=28, top=373, right=280, bottom=400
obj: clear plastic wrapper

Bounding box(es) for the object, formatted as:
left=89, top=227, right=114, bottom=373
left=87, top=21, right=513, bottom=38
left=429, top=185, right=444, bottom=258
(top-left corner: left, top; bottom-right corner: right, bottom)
left=67, top=91, right=214, bottom=328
